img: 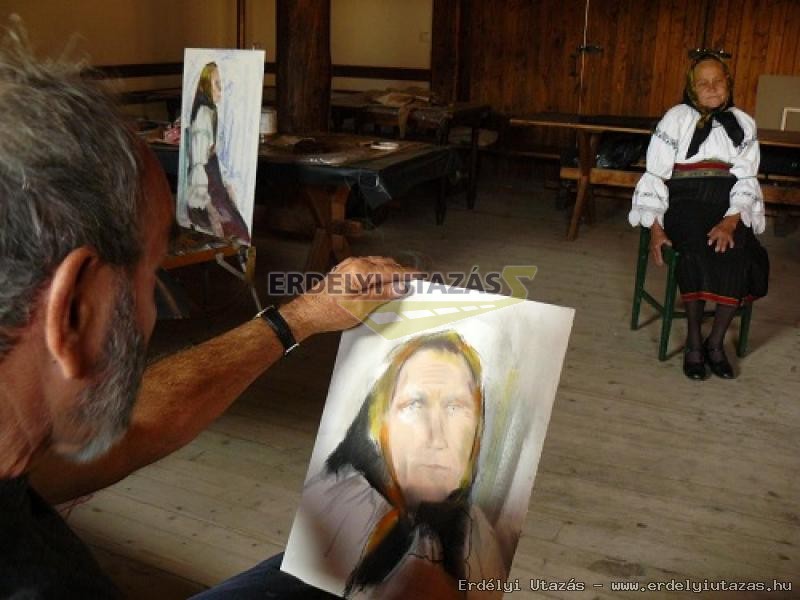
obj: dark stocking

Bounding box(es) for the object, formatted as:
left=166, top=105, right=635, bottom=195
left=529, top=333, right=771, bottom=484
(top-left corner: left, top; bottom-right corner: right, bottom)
left=706, top=303, right=737, bottom=360
left=684, top=299, right=705, bottom=363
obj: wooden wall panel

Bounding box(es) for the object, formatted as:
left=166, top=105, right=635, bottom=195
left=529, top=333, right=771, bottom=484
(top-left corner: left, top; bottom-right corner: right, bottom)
left=448, top=0, right=800, bottom=124
left=462, top=0, right=709, bottom=118
left=430, top=0, right=800, bottom=152
left=462, top=0, right=585, bottom=147
left=466, top=0, right=584, bottom=115
left=581, top=0, right=707, bottom=117
left=708, top=0, right=800, bottom=115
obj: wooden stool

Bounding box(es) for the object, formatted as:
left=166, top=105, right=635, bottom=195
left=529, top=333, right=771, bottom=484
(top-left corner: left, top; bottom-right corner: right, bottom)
left=630, top=227, right=753, bottom=361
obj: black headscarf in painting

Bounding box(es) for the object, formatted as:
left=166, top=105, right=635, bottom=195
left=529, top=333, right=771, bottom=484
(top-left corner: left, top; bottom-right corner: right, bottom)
left=682, top=53, right=743, bottom=158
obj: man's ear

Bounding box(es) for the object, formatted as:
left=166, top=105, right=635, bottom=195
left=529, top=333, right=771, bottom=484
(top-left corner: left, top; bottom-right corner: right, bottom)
left=44, top=247, right=117, bottom=380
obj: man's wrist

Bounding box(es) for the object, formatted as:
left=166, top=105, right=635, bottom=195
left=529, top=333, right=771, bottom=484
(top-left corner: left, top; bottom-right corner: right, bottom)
left=276, top=299, right=313, bottom=344
left=255, top=306, right=299, bottom=355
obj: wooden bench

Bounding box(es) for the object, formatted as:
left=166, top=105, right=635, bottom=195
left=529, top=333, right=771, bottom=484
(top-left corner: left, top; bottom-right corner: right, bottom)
left=560, top=166, right=800, bottom=232
left=478, top=113, right=562, bottom=178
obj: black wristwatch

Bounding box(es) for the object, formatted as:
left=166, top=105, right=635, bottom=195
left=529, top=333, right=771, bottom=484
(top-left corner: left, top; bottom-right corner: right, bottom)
left=255, top=306, right=299, bottom=356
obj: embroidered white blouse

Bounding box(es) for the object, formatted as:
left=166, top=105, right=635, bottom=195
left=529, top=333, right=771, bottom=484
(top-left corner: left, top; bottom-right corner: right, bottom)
left=628, top=104, right=765, bottom=234
left=187, top=105, right=215, bottom=210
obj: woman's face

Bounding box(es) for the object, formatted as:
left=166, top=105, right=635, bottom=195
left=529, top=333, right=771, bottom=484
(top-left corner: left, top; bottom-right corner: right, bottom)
left=210, top=69, right=222, bottom=105
left=384, top=349, right=479, bottom=508
left=693, top=60, right=728, bottom=110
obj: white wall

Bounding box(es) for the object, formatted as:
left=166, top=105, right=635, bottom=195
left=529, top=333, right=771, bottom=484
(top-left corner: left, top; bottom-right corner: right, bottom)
left=331, top=0, right=431, bottom=90
left=0, top=0, right=432, bottom=93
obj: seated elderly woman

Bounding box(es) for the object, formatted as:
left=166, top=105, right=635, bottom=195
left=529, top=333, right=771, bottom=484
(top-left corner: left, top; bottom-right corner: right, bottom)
left=629, top=52, right=769, bottom=380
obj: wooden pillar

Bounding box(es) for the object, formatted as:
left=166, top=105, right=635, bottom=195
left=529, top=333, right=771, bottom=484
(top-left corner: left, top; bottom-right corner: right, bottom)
left=432, top=0, right=472, bottom=103
left=456, top=0, right=472, bottom=102
left=236, top=0, right=246, bottom=49
left=431, top=0, right=461, bottom=104
left=276, top=0, right=331, bottom=134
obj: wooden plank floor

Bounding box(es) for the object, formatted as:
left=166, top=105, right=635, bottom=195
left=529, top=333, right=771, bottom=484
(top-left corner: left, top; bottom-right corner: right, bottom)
left=64, top=179, right=800, bottom=599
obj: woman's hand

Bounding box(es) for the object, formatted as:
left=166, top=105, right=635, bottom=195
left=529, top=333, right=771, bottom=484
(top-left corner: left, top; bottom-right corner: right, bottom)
left=707, top=214, right=740, bottom=253
left=649, top=222, right=672, bottom=267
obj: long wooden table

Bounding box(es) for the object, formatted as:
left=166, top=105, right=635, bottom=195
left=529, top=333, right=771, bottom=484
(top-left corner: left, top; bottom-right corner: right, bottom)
left=330, top=93, right=489, bottom=210
left=128, top=87, right=488, bottom=212
left=510, top=113, right=657, bottom=240
left=256, top=134, right=456, bottom=271
left=152, top=134, right=457, bottom=272
left=510, top=113, right=800, bottom=239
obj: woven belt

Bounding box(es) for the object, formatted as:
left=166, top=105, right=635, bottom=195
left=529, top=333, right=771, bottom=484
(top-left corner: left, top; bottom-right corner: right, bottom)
left=671, top=160, right=733, bottom=180
left=671, top=168, right=733, bottom=179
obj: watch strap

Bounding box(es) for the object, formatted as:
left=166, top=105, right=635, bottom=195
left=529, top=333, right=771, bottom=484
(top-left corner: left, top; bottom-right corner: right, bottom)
left=256, top=306, right=299, bottom=356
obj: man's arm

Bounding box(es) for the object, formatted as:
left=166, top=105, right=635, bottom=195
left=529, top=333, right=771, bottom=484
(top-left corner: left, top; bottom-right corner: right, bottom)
left=31, top=257, right=410, bottom=504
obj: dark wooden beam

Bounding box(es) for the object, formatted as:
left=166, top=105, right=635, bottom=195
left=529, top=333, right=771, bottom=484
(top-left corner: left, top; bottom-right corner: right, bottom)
left=276, top=0, right=332, bottom=134
left=237, top=0, right=246, bottom=49
left=86, top=62, right=431, bottom=81
left=431, top=0, right=461, bottom=103
left=456, top=0, right=472, bottom=102
left=90, top=62, right=185, bottom=78
left=332, top=65, right=429, bottom=81
left=92, top=62, right=425, bottom=82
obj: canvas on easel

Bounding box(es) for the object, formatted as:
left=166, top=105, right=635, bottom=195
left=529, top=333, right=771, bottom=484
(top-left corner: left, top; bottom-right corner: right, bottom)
left=282, top=281, right=574, bottom=598
left=177, top=48, right=264, bottom=245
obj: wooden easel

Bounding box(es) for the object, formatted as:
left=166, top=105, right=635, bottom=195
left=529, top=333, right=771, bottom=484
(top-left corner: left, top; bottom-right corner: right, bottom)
left=162, top=229, right=261, bottom=311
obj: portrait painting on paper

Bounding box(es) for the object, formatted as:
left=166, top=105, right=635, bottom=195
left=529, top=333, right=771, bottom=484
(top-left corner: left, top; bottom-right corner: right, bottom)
left=282, top=284, right=574, bottom=598
left=176, top=48, right=264, bottom=245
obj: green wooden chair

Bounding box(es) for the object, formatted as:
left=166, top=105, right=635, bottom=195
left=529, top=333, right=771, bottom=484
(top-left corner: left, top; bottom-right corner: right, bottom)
left=630, top=227, right=753, bottom=361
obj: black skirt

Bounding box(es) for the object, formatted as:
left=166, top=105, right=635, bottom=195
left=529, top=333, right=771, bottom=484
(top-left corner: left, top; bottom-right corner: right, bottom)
left=663, top=176, right=769, bottom=306
left=206, top=153, right=251, bottom=243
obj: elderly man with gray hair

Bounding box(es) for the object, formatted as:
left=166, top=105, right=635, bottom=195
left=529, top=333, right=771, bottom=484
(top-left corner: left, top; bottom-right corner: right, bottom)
left=0, top=21, right=407, bottom=599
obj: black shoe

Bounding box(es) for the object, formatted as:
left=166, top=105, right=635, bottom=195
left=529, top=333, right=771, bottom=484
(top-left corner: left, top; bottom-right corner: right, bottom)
left=683, top=347, right=708, bottom=381
left=704, top=340, right=735, bottom=379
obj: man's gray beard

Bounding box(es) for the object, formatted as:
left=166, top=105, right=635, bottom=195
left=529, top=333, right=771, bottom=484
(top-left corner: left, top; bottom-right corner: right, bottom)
left=66, top=280, right=148, bottom=463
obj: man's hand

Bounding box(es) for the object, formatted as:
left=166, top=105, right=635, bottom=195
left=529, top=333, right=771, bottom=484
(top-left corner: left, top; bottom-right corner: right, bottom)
left=649, top=222, right=672, bottom=267
left=707, top=214, right=740, bottom=253
left=281, top=256, right=416, bottom=341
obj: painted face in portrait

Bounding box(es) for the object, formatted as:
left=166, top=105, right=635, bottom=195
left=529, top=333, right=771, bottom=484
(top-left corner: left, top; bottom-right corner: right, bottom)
left=384, top=348, right=480, bottom=507
left=210, top=67, right=222, bottom=105
left=692, top=59, right=729, bottom=111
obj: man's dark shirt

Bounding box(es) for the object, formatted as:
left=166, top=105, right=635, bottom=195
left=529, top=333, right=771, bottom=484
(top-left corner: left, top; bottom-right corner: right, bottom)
left=0, top=477, right=118, bottom=599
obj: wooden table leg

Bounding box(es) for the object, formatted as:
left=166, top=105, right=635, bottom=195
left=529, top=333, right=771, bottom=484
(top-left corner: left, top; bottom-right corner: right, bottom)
left=331, top=107, right=344, bottom=132
left=567, top=131, right=600, bottom=240
left=437, top=175, right=448, bottom=225
left=467, top=119, right=480, bottom=209
left=328, top=185, right=352, bottom=262
left=302, top=184, right=354, bottom=272
left=305, top=228, right=333, bottom=273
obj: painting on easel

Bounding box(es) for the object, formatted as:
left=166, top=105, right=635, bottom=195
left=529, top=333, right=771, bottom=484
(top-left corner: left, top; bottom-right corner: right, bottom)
left=176, top=48, right=264, bottom=245
left=282, top=282, right=574, bottom=598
